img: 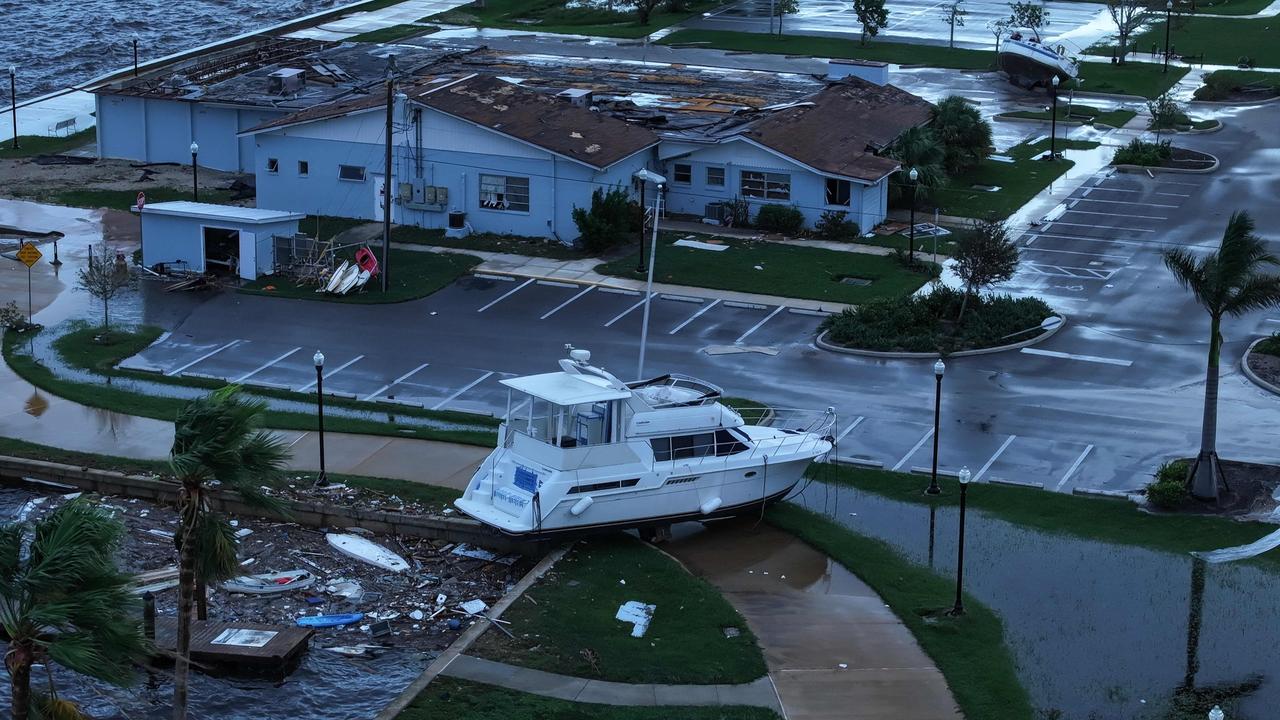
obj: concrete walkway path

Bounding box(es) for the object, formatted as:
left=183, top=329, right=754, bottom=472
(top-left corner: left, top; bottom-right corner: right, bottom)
left=440, top=654, right=783, bottom=711
left=665, top=520, right=961, bottom=720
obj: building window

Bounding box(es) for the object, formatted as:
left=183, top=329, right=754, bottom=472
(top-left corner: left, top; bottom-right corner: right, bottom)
left=480, top=174, right=530, bottom=212
left=825, top=178, right=851, bottom=206
left=266, top=158, right=279, bottom=174
left=338, top=164, right=366, bottom=182
left=741, top=171, right=791, bottom=201
left=673, top=163, right=692, bottom=184
left=298, top=160, right=309, bottom=177
left=706, top=166, right=725, bottom=187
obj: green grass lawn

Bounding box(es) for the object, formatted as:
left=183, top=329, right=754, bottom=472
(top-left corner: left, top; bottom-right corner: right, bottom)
left=931, top=138, right=1099, bottom=220
left=347, top=23, right=438, bottom=42
left=0, top=128, right=96, bottom=159
left=1074, top=62, right=1190, bottom=99
left=596, top=233, right=935, bottom=304
left=36, top=187, right=236, bottom=212
left=398, top=678, right=781, bottom=720
left=429, top=0, right=716, bottom=38
left=391, top=225, right=591, bottom=259
left=1194, top=68, right=1280, bottom=99
left=301, top=214, right=375, bottom=242
left=1190, top=0, right=1276, bottom=13
left=660, top=29, right=996, bottom=69
left=470, top=534, right=768, bottom=684
left=997, top=102, right=1137, bottom=128
left=1134, top=15, right=1280, bottom=67
left=52, top=323, right=165, bottom=374
left=766, top=503, right=1033, bottom=720
left=239, top=247, right=480, bottom=304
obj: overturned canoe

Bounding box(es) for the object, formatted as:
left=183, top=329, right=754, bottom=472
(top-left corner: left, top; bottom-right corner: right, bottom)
left=325, top=533, right=410, bottom=573
left=221, top=570, right=317, bottom=595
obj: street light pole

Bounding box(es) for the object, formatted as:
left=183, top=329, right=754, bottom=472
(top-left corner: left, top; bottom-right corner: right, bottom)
left=637, top=182, right=664, bottom=380
left=313, top=351, right=327, bottom=486
left=951, top=466, right=972, bottom=615
left=907, top=167, right=918, bottom=265
left=1164, top=1, right=1173, bottom=74
left=1049, top=75, right=1060, bottom=160
left=927, top=358, right=945, bottom=494
left=189, top=142, right=199, bottom=201
left=8, top=66, right=18, bottom=150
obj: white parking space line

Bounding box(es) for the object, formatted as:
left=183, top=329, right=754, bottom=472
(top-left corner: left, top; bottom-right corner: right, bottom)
left=834, top=415, right=866, bottom=444
left=540, top=286, right=594, bottom=320
left=1027, top=232, right=1193, bottom=248
left=363, top=362, right=430, bottom=401
left=1020, top=246, right=1131, bottom=261
left=165, top=340, right=242, bottom=377
left=1267, top=318, right=1280, bottom=324
left=1055, top=444, right=1095, bottom=491
left=1020, top=348, right=1133, bottom=366
left=974, top=435, right=1016, bottom=482
left=1084, top=186, right=1191, bottom=198
left=432, top=371, right=495, bottom=410
left=1021, top=262, right=1117, bottom=280
left=477, top=278, right=533, bottom=313
left=1043, top=222, right=1155, bottom=233
left=235, top=347, right=302, bottom=383
left=605, top=292, right=656, bottom=327
left=670, top=299, right=721, bottom=334
left=735, top=305, right=786, bottom=344
left=298, top=354, right=365, bottom=392
left=1157, top=180, right=1201, bottom=187
left=504, top=397, right=530, bottom=422
left=1068, top=197, right=1179, bottom=209
left=892, top=428, right=934, bottom=472
left=1063, top=209, right=1168, bottom=220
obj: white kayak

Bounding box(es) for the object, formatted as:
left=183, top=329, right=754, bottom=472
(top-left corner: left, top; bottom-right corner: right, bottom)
left=322, top=261, right=351, bottom=293
left=326, top=533, right=410, bottom=573
left=221, top=570, right=317, bottom=595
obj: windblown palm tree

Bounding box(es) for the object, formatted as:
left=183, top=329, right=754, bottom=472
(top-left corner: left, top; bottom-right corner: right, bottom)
left=1163, top=211, right=1280, bottom=501
left=169, top=386, right=289, bottom=720
left=888, top=126, right=947, bottom=207
left=930, top=96, right=994, bottom=175
left=0, top=501, right=147, bottom=720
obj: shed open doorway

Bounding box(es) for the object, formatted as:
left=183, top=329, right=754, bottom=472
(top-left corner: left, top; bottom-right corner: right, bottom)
left=203, top=226, right=239, bottom=276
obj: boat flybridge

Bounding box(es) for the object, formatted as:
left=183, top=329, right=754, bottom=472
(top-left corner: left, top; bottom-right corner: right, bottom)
left=455, top=347, right=836, bottom=537
left=998, top=28, right=1079, bottom=88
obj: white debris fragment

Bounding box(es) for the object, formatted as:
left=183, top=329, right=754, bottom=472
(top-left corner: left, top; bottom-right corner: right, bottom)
left=436, top=593, right=448, bottom=606
left=409, top=610, right=425, bottom=621
left=615, top=601, right=656, bottom=638
left=235, top=528, right=253, bottom=539
left=460, top=599, right=489, bottom=615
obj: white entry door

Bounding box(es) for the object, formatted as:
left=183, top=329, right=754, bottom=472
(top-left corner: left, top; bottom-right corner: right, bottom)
left=373, top=175, right=386, bottom=222
left=237, top=230, right=256, bottom=281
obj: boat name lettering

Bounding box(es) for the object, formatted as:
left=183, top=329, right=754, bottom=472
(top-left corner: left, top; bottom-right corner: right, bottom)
left=494, top=487, right=530, bottom=510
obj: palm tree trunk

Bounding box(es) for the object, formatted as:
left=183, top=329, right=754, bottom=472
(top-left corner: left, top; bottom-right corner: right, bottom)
left=172, top=483, right=200, bottom=720
left=7, top=640, right=33, bottom=720
left=1190, top=314, right=1223, bottom=501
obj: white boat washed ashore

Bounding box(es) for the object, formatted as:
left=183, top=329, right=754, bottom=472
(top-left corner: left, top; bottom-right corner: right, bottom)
left=221, top=570, right=317, bottom=595
left=998, top=28, right=1078, bottom=88
left=455, top=347, right=836, bottom=537
left=325, top=533, right=411, bottom=573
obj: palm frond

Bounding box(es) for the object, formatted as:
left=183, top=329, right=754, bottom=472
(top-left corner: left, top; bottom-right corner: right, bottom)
left=192, top=513, right=240, bottom=584
left=1223, top=274, right=1280, bottom=317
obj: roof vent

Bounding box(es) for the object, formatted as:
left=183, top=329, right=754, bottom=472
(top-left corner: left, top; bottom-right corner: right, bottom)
left=556, top=88, right=594, bottom=108
left=268, top=68, right=306, bottom=95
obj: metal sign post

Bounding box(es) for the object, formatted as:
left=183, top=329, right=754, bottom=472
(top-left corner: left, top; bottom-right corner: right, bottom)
left=16, top=241, right=42, bottom=323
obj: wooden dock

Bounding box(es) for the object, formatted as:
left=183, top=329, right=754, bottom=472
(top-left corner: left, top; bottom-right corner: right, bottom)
left=153, top=618, right=313, bottom=674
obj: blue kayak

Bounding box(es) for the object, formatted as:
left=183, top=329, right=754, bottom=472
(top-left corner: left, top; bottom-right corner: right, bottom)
left=296, top=613, right=363, bottom=628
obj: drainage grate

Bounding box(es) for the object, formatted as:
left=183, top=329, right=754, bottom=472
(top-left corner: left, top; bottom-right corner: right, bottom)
left=839, top=277, right=872, bottom=286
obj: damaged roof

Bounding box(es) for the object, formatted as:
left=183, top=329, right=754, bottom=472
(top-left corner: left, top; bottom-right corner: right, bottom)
left=738, top=76, right=932, bottom=182
left=413, top=75, right=659, bottom=169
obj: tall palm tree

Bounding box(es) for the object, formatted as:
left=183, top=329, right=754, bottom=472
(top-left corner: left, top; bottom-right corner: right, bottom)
left=930, top=96, right=994, bottom=174
left=0, top=501, right=147, bottom=720
left=1163, top=211, right=1280, bottom=501
left=169, top=387, right=288, bottom=720
left=887, top=126, right=947, bottom=207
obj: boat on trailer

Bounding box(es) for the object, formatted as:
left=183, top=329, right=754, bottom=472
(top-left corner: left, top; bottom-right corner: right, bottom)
left=454, top=347, right=836, bottom=538
left=998, top=29, right=1078, bottom=88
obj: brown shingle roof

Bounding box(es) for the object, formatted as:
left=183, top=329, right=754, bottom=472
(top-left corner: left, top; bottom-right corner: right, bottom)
left=740, top=76, right=932, bottom=182
left=416, top=75, right=658, bottom=169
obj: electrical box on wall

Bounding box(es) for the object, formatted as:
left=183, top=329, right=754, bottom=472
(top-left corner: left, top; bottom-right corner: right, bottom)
left=405, top=180, right=448, bottom=212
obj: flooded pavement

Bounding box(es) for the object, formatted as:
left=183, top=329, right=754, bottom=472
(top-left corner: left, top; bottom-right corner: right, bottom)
left=791, top=482, right=1280, bottom=719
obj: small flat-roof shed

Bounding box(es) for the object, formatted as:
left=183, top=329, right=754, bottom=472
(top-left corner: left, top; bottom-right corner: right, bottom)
left=139, top=201, right=304, bottom=280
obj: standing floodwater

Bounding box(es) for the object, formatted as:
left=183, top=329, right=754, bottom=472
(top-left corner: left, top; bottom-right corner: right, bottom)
left=1, top=0, right=348, bottom=97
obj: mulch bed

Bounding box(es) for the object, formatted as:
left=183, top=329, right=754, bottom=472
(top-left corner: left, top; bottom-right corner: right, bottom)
left=1247, top=349, right=1280, bottom=389
left=1162, top=146, right=1218, bottom=170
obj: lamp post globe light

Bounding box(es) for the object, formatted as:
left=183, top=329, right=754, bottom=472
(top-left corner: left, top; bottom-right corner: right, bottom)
left=907, top=167, right=919, bottom=264
left=189, top=141, right=200, bottom=201
left=1164, top=0, right=1174, bottom=74
left=313, top=351, right=327, bottom=486
left=1049, top=75, right=1060, bottom=161
left=1208, top=706, right=1224, bottom=720
left=926, top=358, right=946, bottom=495
left=951, top=466, right=972, bottom=615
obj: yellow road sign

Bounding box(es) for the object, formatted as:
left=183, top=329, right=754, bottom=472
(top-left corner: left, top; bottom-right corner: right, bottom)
left=16, top=242, right=42, bottom=268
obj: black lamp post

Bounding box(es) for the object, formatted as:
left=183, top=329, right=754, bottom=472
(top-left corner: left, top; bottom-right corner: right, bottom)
left=8, top=65, right=17, bottom=150
left=1164, top=0, right=1173, bottom=74
left=926, top=358, right=945, bottom=494
left=950, top=466, right=972, bottom=615
left=907, top=167, right=918, bottom=264
left=189, top=141, right=199, bottom=201
left=1049, top=75, right=1060, bottom=161
left=313, top=351, right=327, bottom=486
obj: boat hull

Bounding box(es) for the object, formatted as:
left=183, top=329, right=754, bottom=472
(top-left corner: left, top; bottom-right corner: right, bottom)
left=999, top=39, right=1077, bottom=88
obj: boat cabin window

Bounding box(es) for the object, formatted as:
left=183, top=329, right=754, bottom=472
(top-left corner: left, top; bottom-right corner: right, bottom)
left=651, top=429, right=749, bottom=461
left=507, top=393, right=618, bottom=448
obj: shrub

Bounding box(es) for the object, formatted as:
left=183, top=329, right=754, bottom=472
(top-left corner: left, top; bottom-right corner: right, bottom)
left=813, top=210, right=860, bottom=241
left=1145, top=460, right=1189, bottom=510
left=754, top=204, right=805, bottom=235
left=726, top=197, right=751, bottom=228
left=1256, top=332, right=1280, bottom=357
left=0, top=300, right=27, bottom=330
left=572, top=186, right=634, bottom=254
left=1112, top=139, right=1172, bottom=167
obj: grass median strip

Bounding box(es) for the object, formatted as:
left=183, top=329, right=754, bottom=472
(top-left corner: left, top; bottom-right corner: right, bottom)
left=470, top=534, right=768, bottom=684
left=347, top=23, right=438, bottom=42
left=660, top=29, right=995, bottom=69
left=597, top=233, right=934, bottom=304
left=240, top=247, right=482, bottom=304
left=397, top=677, right=781, bottom=720
left=997, top=103, right=1137, bottom=128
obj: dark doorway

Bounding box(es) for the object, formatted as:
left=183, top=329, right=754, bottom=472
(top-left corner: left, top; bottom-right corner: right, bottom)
left=203, top=226, right=239, bottom=276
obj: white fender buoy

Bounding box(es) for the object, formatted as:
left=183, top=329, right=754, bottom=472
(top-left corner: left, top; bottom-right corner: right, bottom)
left=570, top=496, right=594, bottom=516
left=700, top=497, right=723, bottom=515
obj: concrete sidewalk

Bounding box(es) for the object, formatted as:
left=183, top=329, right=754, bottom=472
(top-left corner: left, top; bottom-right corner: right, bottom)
left=441, top=654, right=783, bottom=711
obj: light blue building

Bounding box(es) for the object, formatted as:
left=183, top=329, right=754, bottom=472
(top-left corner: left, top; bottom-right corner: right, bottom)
left=243, top=74, right=660, bottom=241
left=139, top=201, right=304, bottom=280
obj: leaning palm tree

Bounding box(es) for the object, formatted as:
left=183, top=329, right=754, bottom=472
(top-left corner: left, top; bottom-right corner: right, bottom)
left=169, top=386, right=289, bottom=720
left=1163, top=211, right=1280, bottom=501
left=0, top=500, right=148, bottom=720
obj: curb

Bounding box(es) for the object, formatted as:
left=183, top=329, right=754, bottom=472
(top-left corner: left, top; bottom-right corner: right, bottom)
left=372, top=545, right=571, bottom=720
left=994, top=114, right=1089, bottom=127
left=1190, top=94, right=1280, bottom=107
left=1241, top=338, right=1280, bottom=397
left=1071, top=89, right=1148, bottom=103
left=814, top=314, right=1066, bottom=359
left=1112, top=151, right=1220, bottom=174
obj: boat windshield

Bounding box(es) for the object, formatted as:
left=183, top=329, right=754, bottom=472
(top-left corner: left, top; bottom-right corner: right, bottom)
left=628, top=374, right=723, bottom=409
left=506, top=391, right=616, bottom=448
